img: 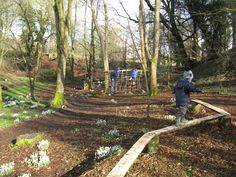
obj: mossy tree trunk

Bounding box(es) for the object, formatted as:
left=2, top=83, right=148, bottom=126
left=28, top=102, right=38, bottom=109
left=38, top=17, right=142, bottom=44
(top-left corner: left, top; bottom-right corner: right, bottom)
left=52, top=0, right=72, bottom=108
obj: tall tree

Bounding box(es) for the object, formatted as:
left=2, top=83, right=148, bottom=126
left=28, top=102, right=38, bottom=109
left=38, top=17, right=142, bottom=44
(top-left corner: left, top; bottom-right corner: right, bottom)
left=144, top=0, right=191, bottom=67
left=16, top=0, right=50, bottom=101
left=69, top=0, right=78, bottom=80
left=51, top=0, right=72, bottom=108
left=90, top=0, right=110, bottom=93
left=0, top=0, right=15, bottom=110
left=139, top=0, right=161, bottom=96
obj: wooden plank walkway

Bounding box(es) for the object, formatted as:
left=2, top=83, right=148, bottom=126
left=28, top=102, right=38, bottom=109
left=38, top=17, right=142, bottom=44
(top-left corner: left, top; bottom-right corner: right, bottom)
left=107, top=100, right=231, bottom=177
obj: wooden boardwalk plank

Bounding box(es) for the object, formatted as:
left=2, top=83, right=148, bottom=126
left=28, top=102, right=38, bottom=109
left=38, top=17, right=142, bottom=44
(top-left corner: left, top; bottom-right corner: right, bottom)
left=192, top=99, right=230, bottom=115
left=107, top=113, right=227, bottom=177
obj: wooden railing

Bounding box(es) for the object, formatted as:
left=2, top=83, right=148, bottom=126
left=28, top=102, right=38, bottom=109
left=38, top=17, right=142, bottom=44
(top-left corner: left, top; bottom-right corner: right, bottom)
left=107, top=99, right=231, bottom=177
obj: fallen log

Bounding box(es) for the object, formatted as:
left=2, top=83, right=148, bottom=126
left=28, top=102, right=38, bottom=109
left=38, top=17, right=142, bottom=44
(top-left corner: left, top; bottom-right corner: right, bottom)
left=107, top=113, right=228, bottom=177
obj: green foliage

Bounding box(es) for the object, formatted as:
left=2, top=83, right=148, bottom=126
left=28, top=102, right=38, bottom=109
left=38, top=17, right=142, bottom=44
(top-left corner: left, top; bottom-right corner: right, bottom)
left=14, top=133, right=44, bottom=148
left=0, top=118, right=15, bottom=128
left=51, top=91, right=64, bottom=108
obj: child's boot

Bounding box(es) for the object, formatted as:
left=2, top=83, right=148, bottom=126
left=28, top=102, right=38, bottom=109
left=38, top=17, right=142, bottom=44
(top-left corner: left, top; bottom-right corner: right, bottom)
left=181, top=116, right=188, bottom=124
left=176, top=116, right=181, bottom=127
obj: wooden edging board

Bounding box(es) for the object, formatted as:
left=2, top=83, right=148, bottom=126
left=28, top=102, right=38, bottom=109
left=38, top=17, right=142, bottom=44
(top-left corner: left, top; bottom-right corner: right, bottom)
left=107, top=113, right=227, bottom=177
left=191, top=99, right=230, bottom=115
left=107, top=99, right=231, bottom=177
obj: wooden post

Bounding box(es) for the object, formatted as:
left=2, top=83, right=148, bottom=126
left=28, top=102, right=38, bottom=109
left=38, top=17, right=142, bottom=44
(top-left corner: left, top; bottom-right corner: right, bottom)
left=218, top=116, right=232, bottom=129
left=145, top=136, right=160, bottom=154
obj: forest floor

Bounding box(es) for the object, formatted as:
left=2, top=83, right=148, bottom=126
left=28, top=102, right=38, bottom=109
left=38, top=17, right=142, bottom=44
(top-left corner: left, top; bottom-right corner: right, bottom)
left=0, top=83, right=236, bottom=177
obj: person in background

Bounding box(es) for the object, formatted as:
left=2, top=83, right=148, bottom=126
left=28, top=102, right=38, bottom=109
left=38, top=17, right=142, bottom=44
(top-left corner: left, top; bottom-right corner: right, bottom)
left=130, top=68, right=138, bottom=79
left=129, top=68, right=138, bottom=86
left=174, top=68, right=202, bottom=126
left=110, top=67, right=121, bottom=94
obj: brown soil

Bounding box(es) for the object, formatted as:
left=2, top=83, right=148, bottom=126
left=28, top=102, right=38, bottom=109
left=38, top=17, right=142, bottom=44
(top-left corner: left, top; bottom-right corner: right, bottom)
left=0, top=86, right=235, bottom=177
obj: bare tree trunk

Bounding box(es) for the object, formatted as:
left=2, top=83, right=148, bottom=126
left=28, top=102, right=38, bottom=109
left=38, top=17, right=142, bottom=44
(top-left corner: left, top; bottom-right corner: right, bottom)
left=139, top=0, right=149, bottom=94
left=103, top=0, right=109, bottom=93
left=69, top=0, right=78, bottom=81
left=150, top=0, right=160, bottom=96
left=232, top=12, right=236, bottom=49
left=90, top=0, right=110, bottom=93
left=89, top=19, right=95, bottom=89
left=64, top=0, right=72, bottom=78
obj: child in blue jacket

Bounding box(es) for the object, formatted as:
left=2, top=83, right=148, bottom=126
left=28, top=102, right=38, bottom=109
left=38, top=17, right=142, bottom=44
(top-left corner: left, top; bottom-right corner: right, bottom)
left=174, top=69, right=202, bottom=126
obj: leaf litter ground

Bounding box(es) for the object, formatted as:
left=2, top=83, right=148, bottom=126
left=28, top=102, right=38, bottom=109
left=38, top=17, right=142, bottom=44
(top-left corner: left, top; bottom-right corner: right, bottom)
left=0, top=85, right=235, bottom=177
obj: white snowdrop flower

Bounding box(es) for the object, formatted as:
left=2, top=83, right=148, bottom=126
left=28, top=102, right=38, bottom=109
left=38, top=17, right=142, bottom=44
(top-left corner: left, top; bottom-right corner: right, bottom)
left=95, top=145, right=122, bottom=160
left=96, top=119, right=107, bottom=127
left=4, top=96, right=9, bottom=100
left=14, top=118, right=20, bottom=124
left=19, top=100, right=26, bottom=103
left=164, top=115, right=175, bottom=120
left=24, top=116, right=31, bottom=120
left=0, top=162, right=15, bottom=176
left=111, top=99, right=117, bottom=104
left=37, top=140, right=50, bottom=151
left=23, top=111, right=28, bottom=114
left=25, top=151, right=50, bottom=168
left=17, top=173, right=31, bottom=177
left=12, top=113, right=20, bottom=118
left=42, top=109, right=53, bottom=116
left=6, top=101, right=17, bottom=107
left=30, top=104, right=38, bottom=109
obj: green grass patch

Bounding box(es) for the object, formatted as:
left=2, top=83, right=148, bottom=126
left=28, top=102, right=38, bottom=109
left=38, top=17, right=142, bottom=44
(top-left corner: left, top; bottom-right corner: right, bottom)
left=0, top=118, right=15, bottom=128
left=0, top=76, right=54, bottom=129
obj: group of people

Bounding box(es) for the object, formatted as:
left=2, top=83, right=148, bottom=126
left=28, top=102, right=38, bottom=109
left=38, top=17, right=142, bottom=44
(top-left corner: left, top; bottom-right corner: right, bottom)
left=110, top=66, right=202, bottom=127
left=110, top=67, right=138, bottom=94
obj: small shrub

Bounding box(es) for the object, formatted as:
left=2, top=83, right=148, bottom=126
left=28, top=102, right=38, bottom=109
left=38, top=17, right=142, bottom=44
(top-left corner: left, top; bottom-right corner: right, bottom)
left=0, top=162, right=14, bottom=177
